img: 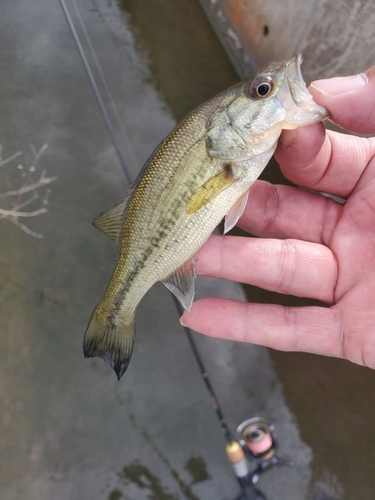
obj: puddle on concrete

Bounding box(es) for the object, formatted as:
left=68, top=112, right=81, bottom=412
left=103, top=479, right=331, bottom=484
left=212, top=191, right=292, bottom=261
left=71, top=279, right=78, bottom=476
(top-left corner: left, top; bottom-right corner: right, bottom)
left=107, top=454, right=211, bottom=500
left=118, top=461, right=179, bottom=500
left=108, top=490, right=124, bottom=500
left=184, top=456, right=211, bottom=485
left=118, top=0, right=238, bottom=122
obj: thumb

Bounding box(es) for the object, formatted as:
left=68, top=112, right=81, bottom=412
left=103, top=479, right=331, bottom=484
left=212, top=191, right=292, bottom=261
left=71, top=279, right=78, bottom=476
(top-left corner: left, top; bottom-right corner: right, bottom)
left=309, top=66, right=375, bottom=134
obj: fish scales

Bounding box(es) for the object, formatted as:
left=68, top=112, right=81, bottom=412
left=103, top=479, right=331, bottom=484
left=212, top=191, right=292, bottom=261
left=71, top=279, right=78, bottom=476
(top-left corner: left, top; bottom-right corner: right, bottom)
left=84, top=55, right=328, bottom=380
left=104, top=103, right=227, bottom=300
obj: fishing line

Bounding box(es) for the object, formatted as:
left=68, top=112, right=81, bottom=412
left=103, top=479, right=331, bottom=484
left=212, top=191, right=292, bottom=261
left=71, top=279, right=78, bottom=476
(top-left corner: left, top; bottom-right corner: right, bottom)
left=69, top=0, right=138, bottom=173
left=58, top=0, right=131, bottom=184
left=59, top=0, right=244, bottom=490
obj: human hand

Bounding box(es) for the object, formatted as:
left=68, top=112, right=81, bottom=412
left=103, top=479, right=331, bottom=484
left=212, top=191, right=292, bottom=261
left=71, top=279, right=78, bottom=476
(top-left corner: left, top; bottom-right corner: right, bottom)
left=181, top=66, right=375, bottom=368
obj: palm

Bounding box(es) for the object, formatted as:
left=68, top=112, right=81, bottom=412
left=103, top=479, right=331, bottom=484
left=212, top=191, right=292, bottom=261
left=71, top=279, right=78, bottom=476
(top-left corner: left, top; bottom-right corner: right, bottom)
left=329, top=163, right=375, bottom=365
left=181, top=69, right=375, bottom=369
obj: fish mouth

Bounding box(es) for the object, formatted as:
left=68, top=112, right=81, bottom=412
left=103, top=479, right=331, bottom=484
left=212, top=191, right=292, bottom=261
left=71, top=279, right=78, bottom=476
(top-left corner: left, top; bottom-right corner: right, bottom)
left=278, top=54, right=329, bottom=129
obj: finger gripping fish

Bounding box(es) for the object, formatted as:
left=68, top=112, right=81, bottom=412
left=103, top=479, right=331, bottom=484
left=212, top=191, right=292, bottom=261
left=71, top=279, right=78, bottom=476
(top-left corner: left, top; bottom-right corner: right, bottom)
left=84, top=55, right=327, bottom=380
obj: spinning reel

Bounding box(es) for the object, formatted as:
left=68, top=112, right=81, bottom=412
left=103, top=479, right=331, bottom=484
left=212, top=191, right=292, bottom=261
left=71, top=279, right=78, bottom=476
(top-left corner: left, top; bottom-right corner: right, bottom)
left=228, top=417, right=294, bottom=500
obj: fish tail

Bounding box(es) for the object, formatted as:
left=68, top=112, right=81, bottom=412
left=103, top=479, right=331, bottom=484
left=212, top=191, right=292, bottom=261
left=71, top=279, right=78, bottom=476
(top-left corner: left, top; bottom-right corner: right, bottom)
left=83, top=304, right=135, bottom=381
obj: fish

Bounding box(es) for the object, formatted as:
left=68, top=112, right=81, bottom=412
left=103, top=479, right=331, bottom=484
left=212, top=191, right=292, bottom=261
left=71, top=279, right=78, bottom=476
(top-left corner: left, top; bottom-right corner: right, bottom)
left=84, top=54, right=328, bottom=380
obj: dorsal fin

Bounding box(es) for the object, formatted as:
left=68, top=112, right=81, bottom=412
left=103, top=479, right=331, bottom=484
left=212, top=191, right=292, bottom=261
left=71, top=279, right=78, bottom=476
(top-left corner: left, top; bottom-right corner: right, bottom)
left=92, top=198, right=127, bottom=249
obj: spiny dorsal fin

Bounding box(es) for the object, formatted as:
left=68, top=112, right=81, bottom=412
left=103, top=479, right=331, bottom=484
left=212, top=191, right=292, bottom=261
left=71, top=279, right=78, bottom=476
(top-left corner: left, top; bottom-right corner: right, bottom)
left=92, top=199, right=127, bottom=249
left=162, top=256, right=197, bottom=312
left=224, top=190, right=249, bottom=234
left=186, top=165, right=237, bottom=214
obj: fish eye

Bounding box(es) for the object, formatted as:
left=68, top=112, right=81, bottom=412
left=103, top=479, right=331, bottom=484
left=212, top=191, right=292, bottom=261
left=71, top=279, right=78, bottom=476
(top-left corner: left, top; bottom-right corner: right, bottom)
left=247, top=76, right=274, bottom=100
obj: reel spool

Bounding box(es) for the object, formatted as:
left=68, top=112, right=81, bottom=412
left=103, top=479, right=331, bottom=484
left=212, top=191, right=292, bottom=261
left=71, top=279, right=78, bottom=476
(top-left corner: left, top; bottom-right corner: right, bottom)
left=239, top=420, right=275, bottom=460
left=237, top=417, right=294, bottom=487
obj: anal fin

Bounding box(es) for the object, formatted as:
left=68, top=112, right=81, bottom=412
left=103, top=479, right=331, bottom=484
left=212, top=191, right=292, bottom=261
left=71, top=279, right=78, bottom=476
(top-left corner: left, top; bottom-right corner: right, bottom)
left=162, top=257, right=197, bottom=312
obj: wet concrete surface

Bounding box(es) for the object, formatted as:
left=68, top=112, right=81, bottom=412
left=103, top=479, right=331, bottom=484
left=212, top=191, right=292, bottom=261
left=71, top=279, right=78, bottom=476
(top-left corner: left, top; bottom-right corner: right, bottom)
left=0, top=1, right=374, bottom=500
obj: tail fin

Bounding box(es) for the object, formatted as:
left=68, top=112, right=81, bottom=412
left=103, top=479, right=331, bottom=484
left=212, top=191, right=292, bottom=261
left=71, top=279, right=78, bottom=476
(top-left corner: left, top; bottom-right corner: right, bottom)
left=83, top=305, right=135, bottom=381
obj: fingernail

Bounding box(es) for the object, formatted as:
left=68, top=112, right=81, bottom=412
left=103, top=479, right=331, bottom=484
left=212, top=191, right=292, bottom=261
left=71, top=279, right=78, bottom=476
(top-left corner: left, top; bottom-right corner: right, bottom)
left=280, top=130, right=296, bottom=148
left=179, top=316, right=187, bottom=327
left=310, top=73, right=368, bottom=97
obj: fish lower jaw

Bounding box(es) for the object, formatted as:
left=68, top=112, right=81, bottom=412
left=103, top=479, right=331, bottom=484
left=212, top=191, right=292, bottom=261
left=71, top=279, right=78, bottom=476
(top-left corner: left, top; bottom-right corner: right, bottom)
left=281, top=109, right=327, bottom=129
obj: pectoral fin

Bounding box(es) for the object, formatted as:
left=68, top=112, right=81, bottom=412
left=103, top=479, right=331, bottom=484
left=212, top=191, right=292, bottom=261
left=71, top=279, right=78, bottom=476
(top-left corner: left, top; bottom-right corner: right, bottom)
left=93, top=199, right=127, bottom=250
left=186, top=166, right=237, bottom=214
left=224, top=190, right=249, bottom=234
left=162, top=257, right=197, bottom=311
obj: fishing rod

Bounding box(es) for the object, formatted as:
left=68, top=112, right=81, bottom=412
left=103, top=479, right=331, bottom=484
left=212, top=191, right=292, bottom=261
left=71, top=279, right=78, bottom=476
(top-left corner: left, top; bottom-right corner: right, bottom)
left=172, top=296, right=268, bottom=500
left=58, top=2, right=292, bottom=498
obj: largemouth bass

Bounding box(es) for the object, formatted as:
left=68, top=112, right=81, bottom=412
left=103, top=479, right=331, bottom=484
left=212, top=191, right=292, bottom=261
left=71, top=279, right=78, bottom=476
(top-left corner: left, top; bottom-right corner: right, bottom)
left=84, top=54, right=327, bottom=380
